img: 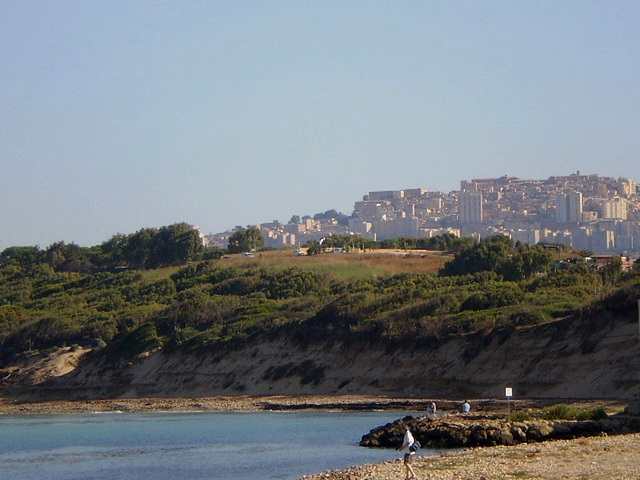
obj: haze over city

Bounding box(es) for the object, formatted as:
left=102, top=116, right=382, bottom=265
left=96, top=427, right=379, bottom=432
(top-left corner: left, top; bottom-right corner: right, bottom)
left=2, top=1, right=639, bottom=249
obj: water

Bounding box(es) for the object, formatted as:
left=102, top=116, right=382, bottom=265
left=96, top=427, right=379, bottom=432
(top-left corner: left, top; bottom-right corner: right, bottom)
left=0, top=411, right=435, bottom=480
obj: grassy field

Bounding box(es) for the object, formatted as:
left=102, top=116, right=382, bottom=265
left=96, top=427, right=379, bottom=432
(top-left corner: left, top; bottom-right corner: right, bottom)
left=140, top=265, right=183, bottom=281
left=218, top=249, right=452, bottom=280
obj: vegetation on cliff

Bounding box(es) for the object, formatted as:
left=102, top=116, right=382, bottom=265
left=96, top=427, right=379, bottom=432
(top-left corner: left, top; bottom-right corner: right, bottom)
left=1, top=226, right=639, bottom=368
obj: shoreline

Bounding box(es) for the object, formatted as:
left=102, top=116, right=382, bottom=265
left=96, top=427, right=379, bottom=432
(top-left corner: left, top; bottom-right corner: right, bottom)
left=1, top=394, right=627, bottom=415
left=297, top=432, right=640, bottom=480
left=0, top=394, right=449, bottom=415
left=3, top=395, right=638, bottom=479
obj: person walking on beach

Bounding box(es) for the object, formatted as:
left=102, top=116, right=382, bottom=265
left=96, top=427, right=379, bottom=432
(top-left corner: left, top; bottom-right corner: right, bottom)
left=396, top=426, right=418, bottom=480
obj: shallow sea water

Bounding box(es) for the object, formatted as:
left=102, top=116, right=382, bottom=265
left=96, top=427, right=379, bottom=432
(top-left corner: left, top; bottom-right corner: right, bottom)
left=0, top=410, right=435, bottom=480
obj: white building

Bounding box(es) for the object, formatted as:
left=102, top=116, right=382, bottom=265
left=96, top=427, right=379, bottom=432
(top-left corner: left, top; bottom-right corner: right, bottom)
left=602, top=198, right=628, bottom=220
left=555, top=192, right=583, bottom=222
left=459, top=191, right=483, bottom=224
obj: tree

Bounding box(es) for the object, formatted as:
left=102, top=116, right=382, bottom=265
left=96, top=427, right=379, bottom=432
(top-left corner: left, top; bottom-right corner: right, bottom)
left=123, top=228, right=157, bottom=269
left=227, top=227, right=264, bottom=254
left=101, top=234, right=128, bottom=265
left=440, top=235, right=513, bottom=277
left=440, top=236, right=552, bottom=281
left=305, top=240, right=322, bottom=255
left=150, top=223, right=202, bottom=267
left=0, top=246, right=42, bottom=269
left=43, top=241, right=94, bottom=272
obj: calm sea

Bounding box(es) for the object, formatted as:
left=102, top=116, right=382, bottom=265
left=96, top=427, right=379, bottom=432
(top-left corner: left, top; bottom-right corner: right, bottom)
left=0, top=410, right=435, bottom=480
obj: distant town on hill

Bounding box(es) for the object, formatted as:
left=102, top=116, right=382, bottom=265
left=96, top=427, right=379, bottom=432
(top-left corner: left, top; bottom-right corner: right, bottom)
left=204, top=171, right=640, bottom=255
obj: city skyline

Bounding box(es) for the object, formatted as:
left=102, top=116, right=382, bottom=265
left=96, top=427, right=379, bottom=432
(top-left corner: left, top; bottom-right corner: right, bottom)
left=2, top=2, right=640, bottom=248
left=205, top=171, right=639, bottom=255
left=4, top=169, right=639, bottom=254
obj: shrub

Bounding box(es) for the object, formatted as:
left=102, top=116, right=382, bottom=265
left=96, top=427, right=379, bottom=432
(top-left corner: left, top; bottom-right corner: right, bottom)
left=105, top=323, right=162, bottom=358
left=540, top=404, right=608, bottom=421
left=508, top=404, right=608, bottom=422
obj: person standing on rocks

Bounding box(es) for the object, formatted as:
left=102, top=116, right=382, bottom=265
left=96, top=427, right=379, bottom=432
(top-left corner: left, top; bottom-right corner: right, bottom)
left=396, top=426, right=418, bottom=480
left=461, top=400, right=470, bottom=414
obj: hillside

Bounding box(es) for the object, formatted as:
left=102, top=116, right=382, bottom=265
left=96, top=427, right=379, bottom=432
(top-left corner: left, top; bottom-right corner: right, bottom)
left=1, top=237, right=639, bottom=402
left=4, top=293, right=639, bottom=401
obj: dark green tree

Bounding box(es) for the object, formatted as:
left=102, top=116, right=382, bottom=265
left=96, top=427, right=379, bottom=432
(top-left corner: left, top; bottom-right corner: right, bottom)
left=43, top=242, right=94, bottom=272
left=123, top=228, right=157, bottom=269
left=150, top=223, right=203, bottom=267
left=0, top=246, right=42, bottom=269
left=440, top=235, right=513, bottom=277
left=101, top=234, right=128, bottom=265
left=227, top=227, right=264, bottom=254
left=441, top=236, right=552, bottom=281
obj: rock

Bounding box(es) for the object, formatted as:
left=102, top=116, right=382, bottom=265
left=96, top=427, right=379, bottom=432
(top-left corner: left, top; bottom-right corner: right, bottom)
left=485, top=426, right=504, bottom=446
left=510, top=424, right=528, bottom=443
left=468, top=425, right=488, bottom=445
left=497, top=429, right=516, bottom=446
left=526, top=422, right=554, bottom=441
left=360, top=415, right=639, bottom=450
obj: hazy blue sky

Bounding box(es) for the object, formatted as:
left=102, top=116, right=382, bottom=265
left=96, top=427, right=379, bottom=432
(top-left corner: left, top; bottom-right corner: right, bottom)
left=2, top=1, right=639, bottom=248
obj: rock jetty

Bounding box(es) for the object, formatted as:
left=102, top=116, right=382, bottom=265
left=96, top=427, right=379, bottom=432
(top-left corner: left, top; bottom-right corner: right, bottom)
left=360, top=413, right=640, bottom=449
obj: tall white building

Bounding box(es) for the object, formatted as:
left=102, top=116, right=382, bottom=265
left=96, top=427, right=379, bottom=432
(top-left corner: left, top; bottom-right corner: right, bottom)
left=602, top=198, right=628, bottom=220
left=459, top=191, right=483, bottom=224
left=555, top=192, right=583, bottom=222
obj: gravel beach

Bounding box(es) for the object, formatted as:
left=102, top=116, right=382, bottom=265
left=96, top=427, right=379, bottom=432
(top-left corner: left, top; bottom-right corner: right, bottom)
left=298, top=433, right=640, bottom=480
left=0, top=394, right=435, bottom=414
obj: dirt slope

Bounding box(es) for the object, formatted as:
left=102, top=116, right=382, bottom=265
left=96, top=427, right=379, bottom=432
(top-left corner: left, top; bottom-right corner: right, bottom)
left=4, top=306, right=638, bottom=402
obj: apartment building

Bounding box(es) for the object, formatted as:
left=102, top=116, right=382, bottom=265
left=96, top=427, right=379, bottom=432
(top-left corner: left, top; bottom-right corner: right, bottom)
left=459, top=191, right=484, bottom=224
left=555, top=192, right=583, bottom=223
left=209, top=172, right=640, bottom=255
left=602, top=198, right=628, bottom=220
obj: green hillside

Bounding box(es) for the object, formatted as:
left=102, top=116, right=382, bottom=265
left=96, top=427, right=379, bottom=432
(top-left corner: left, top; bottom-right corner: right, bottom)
left=2, top=229, right=637, bottom=370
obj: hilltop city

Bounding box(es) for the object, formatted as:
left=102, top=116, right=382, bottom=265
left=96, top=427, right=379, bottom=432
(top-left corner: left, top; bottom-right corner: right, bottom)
left=204, top=171, right=640, bottom=255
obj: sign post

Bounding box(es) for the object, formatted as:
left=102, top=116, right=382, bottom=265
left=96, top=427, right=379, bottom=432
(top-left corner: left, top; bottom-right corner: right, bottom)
left=505, top=387, right=513, bottom=415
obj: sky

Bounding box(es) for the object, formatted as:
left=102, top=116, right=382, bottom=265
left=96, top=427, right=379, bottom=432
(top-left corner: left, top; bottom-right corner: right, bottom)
left=2, top=1, right=640, bottom=248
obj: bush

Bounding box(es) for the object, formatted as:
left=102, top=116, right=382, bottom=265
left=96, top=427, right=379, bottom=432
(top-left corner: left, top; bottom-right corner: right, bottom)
left=105, top=323, right=162, bottom=358
left=508, top=404, right=608, bottom=422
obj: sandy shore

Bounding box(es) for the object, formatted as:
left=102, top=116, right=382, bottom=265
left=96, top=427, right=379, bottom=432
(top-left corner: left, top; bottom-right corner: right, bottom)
left=298, top=433, right=640, bottom=480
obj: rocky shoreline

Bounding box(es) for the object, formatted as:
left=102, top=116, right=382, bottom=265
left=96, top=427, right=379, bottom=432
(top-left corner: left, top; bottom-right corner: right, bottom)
left=0, top=394, right=462, bottom=415
left=298, top=432, right=640, bottom=480
left=0, top=394, right=626, bottom=415
left=360, top=412, right=640, bottom=449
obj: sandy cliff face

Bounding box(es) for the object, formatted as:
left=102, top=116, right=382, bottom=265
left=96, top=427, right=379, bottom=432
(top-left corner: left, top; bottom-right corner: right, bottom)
left=4, top=309, right=640, bottom=401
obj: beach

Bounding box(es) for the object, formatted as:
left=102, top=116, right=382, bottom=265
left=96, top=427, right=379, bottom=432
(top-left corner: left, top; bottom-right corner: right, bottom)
left=298, top=433, right=640, bottom=480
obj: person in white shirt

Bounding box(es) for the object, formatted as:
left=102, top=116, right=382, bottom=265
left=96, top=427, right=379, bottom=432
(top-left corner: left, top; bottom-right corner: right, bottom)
left=396, top=426, right=417, bottom=480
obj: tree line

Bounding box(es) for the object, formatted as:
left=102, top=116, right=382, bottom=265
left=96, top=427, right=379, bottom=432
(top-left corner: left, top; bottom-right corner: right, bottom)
left=0, top=222, right=611, bottom=286
left=1, top=223, right=208, bottom=273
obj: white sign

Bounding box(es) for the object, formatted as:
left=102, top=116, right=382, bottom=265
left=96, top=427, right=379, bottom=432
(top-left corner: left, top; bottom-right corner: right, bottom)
left=505, top=387, right=513, bottom=397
